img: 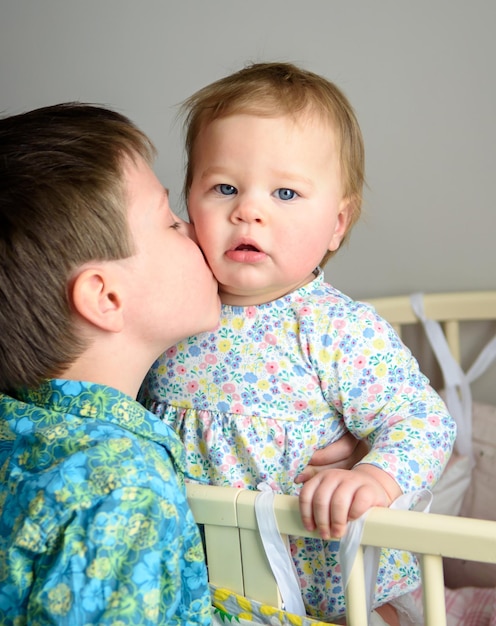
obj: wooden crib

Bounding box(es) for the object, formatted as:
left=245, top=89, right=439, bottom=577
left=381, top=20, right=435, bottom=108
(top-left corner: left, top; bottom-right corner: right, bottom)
left=187, top=290, right=496, bottom=626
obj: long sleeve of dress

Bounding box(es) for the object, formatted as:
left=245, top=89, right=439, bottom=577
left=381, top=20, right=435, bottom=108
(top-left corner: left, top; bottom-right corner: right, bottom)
left=309, top=300, right=456, bottom=493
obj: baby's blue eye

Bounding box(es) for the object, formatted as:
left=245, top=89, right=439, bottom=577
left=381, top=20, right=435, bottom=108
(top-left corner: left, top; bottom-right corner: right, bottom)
left=215, top=184, right=237, bottom=196
left=276, top=188, right=297, bottom=201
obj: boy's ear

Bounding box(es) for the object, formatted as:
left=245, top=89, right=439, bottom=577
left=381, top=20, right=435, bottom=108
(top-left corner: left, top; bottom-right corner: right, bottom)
left=70, top=267, right=124, bottom=333
left=327, top=197, right=354, bottom=252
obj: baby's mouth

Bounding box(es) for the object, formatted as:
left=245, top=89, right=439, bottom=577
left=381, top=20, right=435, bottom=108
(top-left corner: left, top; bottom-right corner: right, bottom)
left=226, top=241, right=266, bottom=263
left=235, top=243, right=260, bottom=252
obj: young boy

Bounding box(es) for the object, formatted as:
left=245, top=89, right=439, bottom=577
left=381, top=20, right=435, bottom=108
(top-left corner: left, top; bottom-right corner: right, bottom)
left=141, top=62, right=456, bottom=625
left=0, top=103, right=220, bottom=624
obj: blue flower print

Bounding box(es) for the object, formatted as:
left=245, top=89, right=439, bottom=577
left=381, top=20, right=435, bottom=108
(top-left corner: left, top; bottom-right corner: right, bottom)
left=184, top=560, right=207, bottom=591
left=132, top=551, right=161, bottom=592
left=58, top=380, right=86, bottom=396
left=349, top=387, right=362, bottom=398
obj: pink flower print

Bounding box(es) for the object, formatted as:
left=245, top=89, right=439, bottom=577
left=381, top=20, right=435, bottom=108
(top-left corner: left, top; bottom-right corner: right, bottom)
left=281, top=383, right=293, bottom=393
left=166, top=346, right=177, bottom=358
left=274, top=434, right=285, bottom=447
left=233, top=480, right=245, bottom=489
left=176, top=366, right=187, bottom=375
left=354, top=356, right=367, bottom=369
left=265, top=333, right=277, bottom=345
left=205, top=354, right=217, bottom=365
left=223, top=383, right=236, bottom=394
left=225, top=454, right=237, bottom=466
left=368, top=383, right=383, bottom=395
left=428, top=415, right=440, bottom=427
left=334, top=319, right=346, bottom=329
left=294, top=400, right=308, bottom=411
left=299, top=306, right=311, bottom=315
left=266, top=362, right=278, bottom=374
left=232, top=403, right=244, bottom=414
left=374, top=321, right=385, bottom=333
left=232, top=393, right=241, bottom=401
left=426, top=470, right=435, bottom=484
left=187, top=381, right=199, bottom=393
left=246, top=306, right=257, bottom=318
left=200, top=363, right=207, bottom=370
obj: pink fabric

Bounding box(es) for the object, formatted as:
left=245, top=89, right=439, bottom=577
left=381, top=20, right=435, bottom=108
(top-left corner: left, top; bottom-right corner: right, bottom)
left=412, top=585, right=496, bottom=625
left=445, top=586, right=496, bottom=625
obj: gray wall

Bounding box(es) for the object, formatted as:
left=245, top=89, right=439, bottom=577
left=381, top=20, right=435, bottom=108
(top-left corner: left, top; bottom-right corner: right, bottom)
left=2, top=1, right=495, bottom=299
left=2, top=1, right=495, bottom=399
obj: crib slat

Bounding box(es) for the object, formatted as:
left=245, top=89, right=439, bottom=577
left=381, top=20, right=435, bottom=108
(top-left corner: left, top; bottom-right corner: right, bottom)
left=345, top=546, right=369, bottom=626
left=236, top=489, right=284, bottom=607
left=443, top=319, right=461, bottom=363
left=420, top=554, right=447, bottom=626
left=204, top=525, right=245, bottom=594
left=186, top=483, right=245, bottom=594
left=239, top=527, right=283, bottom=608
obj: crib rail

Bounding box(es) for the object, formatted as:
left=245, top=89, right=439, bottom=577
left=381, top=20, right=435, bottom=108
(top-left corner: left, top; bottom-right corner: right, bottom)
left=187, top=482, right=496, bottom=626
left=365, top=290, right=496, bottom=362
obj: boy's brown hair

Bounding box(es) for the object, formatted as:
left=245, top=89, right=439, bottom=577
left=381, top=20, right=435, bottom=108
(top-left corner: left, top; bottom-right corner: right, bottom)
left=181, top=61, right=365, bottom=266
left=0, top=102, right=155, bottom=392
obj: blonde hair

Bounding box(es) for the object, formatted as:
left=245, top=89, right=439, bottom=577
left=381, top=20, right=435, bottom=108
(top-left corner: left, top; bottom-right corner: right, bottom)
left=181, top=61, right=365, bottom=265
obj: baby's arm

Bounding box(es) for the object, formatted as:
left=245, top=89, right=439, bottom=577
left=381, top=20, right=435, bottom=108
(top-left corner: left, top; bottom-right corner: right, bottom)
left=302, top=297, right=456, bottom=540
left=298, top=462, right=401, bottom=539
left=295, top=434, right=369, bottom=482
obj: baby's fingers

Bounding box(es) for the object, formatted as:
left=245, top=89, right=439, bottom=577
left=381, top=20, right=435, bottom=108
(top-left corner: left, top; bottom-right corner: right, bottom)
left=320, top=484, right=374, bottom=539
left=299, top=473, right=353, bottom=540
left=299, top=477, right=320, bottom=533
left=347, top=484, right=380, bottom=522
left=326, top=487, right=354, bottom=539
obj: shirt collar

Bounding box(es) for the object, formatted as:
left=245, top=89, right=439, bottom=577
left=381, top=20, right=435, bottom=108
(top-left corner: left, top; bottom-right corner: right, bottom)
left=2, top=379, right=186, bottom=473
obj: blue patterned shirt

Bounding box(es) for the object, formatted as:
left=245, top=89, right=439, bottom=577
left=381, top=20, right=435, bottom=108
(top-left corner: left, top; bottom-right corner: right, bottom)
left=0, top=379, right=211, bottom=625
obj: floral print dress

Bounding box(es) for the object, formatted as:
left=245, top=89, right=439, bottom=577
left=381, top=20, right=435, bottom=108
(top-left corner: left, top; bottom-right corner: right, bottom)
left=142, top=273, right=456, bottom=621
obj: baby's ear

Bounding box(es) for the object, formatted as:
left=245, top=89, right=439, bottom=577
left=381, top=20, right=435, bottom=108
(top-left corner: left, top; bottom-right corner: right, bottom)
left=70, top=266, right=124, bottom=333
left=327, top=197, right=354, bottom=252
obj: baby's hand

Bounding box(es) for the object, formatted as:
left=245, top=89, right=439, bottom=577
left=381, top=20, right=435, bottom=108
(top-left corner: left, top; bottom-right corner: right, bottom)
left=298, top=464, right=401, bottom=539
